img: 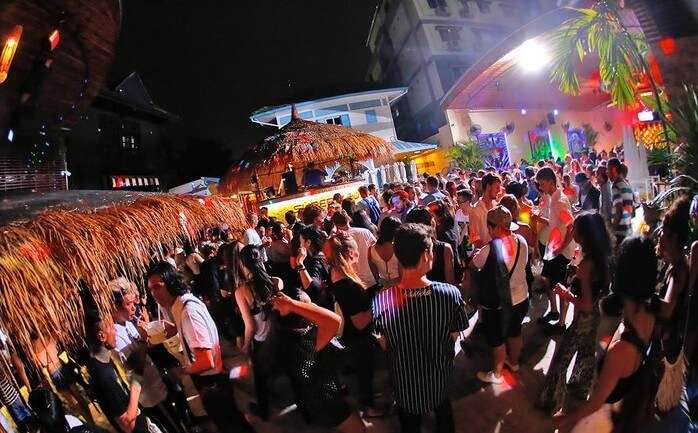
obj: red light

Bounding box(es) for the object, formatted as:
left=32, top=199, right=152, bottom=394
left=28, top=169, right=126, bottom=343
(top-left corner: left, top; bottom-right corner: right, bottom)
left=48, top=29, right=60, bottom=51
left=659, top=37, right=677, bottom=56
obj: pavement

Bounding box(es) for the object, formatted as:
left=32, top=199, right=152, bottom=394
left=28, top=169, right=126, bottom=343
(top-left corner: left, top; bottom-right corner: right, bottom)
left=215, top=292, right=691, bottom=433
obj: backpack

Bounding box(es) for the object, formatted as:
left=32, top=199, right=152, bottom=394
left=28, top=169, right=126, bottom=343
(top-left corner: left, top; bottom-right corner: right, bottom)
left=362, top=197, right=381, bottom=225
left=470, top=237, right=521, bottom=309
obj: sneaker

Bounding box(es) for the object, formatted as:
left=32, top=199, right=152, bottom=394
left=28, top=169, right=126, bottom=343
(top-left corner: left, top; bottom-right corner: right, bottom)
left=477, top=370, right=504, bottom=384
left=537, top=311, right=560, bottom=324
left=504, top=359, right=520, bottom=372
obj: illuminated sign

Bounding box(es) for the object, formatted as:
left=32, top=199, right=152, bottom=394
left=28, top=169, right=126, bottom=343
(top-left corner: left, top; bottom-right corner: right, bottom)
left=260, top=181, right=364, bottom=220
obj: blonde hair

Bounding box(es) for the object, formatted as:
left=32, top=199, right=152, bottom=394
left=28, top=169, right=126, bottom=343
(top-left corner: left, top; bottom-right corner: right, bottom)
left=107, top=277, right=137, bottom=296
left=326, top=231, right=364, bottom=289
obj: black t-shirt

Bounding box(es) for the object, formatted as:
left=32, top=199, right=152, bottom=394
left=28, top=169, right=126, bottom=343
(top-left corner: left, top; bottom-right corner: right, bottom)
left=86, top=357, right=148, bottom=433
left=331, top=278, right=372, bottom=342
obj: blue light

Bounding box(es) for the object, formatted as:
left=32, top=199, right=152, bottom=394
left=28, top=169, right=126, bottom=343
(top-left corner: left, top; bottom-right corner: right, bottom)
left=7, top=129, right=13, bottom=142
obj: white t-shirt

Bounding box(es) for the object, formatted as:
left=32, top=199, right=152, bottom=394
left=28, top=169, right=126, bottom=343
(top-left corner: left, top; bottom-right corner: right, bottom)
left=469, top=199, right=493, bottom=245
left=455, top=208, right=469, bottom=244
left=113, top=321, right=168, bottom=408
left=243, top=228, right=268, bottom=261
left=172, top=294, right=222, bottom=376
left=472, top=234, right=529, bottom=305
left=545, top=189, right=577, bottom=260
left=347, top=227, right=377, bottom=288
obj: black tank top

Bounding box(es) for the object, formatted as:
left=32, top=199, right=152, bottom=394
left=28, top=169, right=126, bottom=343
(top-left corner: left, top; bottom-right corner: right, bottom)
left=603, top=320, right=649, bottom=404
left=427, top=240, right=447, bottom=283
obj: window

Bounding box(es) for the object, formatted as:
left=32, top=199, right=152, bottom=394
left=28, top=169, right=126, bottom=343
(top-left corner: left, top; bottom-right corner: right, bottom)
left=476, top=0, right=491, bottom=13
left=436, top=26, right=462, bottom=50
left=121, top=135, right=138, bottom=150
left=326, top=116, right=342, bottom=125
left=450, top=65, right=469, bottom=82
left=366, top=110, right=377, bottom=124
left=459, top=0, right=472, bottom=18
left=426, top=0, right=447, bottom=8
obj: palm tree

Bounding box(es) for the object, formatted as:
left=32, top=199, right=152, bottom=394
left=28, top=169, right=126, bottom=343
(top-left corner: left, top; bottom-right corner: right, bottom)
left=548, top=0, right=664, bottom=114
left=447, top=138, right=486, bottom=171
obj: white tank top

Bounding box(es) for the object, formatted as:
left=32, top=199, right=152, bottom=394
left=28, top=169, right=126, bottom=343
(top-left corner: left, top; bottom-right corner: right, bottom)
left=370, top=246, right=400, bottom=286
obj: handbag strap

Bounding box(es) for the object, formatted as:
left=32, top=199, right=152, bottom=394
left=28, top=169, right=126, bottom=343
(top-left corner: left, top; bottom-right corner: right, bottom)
left=506, top=237, right=522, bottom=280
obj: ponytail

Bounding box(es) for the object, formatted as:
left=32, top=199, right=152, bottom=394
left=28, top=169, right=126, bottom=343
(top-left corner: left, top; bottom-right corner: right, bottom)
left=327, top=231, right=364, bottom=289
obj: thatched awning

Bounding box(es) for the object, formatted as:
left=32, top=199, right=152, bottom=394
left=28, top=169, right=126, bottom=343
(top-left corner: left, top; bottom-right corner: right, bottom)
left=0, top=193, right=245, bottom=360
left=219, top=106, right=394, bottom=194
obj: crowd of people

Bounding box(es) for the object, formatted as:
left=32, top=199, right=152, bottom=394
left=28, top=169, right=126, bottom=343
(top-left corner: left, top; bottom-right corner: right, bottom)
left=1, top=148, right=698, bottom=433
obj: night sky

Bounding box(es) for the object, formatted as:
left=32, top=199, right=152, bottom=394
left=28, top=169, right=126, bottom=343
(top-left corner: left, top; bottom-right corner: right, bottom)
left=109, top=1, right=379, bottom=153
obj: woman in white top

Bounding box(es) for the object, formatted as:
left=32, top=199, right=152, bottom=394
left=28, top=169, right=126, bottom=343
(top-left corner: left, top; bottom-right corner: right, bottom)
left=232, top=243, right=279, bottom=421
left=368, top=216, right=401, bottom=288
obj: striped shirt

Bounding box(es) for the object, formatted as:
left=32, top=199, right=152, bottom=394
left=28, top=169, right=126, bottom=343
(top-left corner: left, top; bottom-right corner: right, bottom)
left=372, top=282, right=468, bottom=414
left=612, top=178, right=634, bottom=238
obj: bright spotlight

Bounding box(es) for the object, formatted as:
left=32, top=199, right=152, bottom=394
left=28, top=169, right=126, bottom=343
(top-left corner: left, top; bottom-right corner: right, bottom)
left=514, top=39, right=550, bottom=73
left=553, top=109, right=559, bottom=116
left=521, top=108, right=527, bottom=115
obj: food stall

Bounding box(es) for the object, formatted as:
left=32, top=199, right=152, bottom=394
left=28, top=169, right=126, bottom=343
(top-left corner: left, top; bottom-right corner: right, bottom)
left=219, top=106, right=394, bottom=215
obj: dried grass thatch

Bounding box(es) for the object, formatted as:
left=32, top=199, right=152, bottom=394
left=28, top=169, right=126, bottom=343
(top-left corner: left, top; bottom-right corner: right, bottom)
left=219, top=106, right=394, bottom=194
left=0, top=194, right=245, bottom=362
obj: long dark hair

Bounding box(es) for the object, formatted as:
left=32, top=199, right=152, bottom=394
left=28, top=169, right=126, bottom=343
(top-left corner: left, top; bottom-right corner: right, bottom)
left=377, top=216, right=402, bottom=244
left=218, top=241, right=244, bottom=289
left=351, top=210, right=375, bottom=232
left=300, top=225, right=327, bottom=255
left=146, top=261, right=190, bottom=297
left=573, top=212, right=612, bottom=296
left=240, top=245, right=278, bottom=308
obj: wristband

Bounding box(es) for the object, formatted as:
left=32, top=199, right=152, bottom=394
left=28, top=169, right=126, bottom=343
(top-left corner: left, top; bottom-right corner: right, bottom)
left=295, top=265, right=306, bottom=272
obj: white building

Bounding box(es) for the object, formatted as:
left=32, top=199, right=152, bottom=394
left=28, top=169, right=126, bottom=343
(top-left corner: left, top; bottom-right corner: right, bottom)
left=365, top=0, right=560, bottom=144
left=250, top=88, right=437, bottom=186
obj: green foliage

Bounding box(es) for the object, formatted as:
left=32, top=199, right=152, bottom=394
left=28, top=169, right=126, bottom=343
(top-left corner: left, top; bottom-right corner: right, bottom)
left=663, top=85, right=698, bottom=193
left=582, top=123, right=599, bottom=149
left=447, top=139, right=486, bottom=171
left=548, top=2, right=651, bottom=110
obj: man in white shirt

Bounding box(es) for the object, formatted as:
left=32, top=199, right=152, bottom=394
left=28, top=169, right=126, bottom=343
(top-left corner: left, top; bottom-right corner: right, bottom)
left=147, top=262, right=255, bottom=433
left=110, top=279, right=187, bottom=433
left=471, top=205, right=529, bottom=385
left=535, top=167, right=576, bottom=335
left=469, top=173, right=502, bottom=248
left=243, top=213, right=269, bottom=262
left=332, top=210, right=378, bottom=289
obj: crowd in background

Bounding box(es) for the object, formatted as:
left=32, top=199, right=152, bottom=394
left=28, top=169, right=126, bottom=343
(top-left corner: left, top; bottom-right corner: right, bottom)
left=1, top=147, right=698, bottom=433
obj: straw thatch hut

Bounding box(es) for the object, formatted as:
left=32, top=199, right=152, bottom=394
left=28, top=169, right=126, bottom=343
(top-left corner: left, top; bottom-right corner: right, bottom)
left=0, top=192, right=245, bottom=362
left=218, top=106, right=394, bottom=194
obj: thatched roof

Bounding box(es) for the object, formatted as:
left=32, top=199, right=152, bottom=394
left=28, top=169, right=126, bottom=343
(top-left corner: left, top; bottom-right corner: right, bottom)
left=219, top=106, right=394, bottom=193
left=0, top=193, right=245, bottom=360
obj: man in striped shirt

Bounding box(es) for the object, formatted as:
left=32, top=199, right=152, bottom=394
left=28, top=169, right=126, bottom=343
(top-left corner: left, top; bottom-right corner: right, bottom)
left=608, top=158, right=634, bottom=245
left=372, top=223, right=468, bottom=433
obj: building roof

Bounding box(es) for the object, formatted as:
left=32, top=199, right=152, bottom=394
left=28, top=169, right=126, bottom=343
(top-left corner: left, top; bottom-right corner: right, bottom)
left=250, top=87, right=407, bottom=125
left=392, top=139, right=437, bottom=155
left=440, top=7, right=610, bottom=112
left=95, top=72, right=179, bottom=122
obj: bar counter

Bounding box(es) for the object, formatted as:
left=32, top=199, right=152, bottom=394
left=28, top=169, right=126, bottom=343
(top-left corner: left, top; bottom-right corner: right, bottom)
left=257, top=180, right=364, bottom=220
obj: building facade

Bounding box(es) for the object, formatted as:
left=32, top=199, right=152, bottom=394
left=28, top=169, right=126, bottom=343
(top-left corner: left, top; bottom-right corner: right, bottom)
left=365, top=0, right=561, bottom=144
left=250, top=88, right=439, bottom=185
left=67, top=73, right=178, bottom=191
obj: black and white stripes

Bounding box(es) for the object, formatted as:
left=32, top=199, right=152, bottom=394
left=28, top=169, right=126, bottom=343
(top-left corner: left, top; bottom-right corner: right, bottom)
left=372, top=282, right=468, bottom=415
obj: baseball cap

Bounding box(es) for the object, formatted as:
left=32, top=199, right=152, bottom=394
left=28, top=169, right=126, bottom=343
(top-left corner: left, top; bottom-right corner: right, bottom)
left=574, top=172, right=589, bottom=185
left=487, top=205, right=519, bottom=231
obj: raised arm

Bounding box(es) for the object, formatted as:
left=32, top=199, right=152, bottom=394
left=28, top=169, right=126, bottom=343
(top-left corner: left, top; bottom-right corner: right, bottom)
left=272, top=292, right=341, bottom=352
